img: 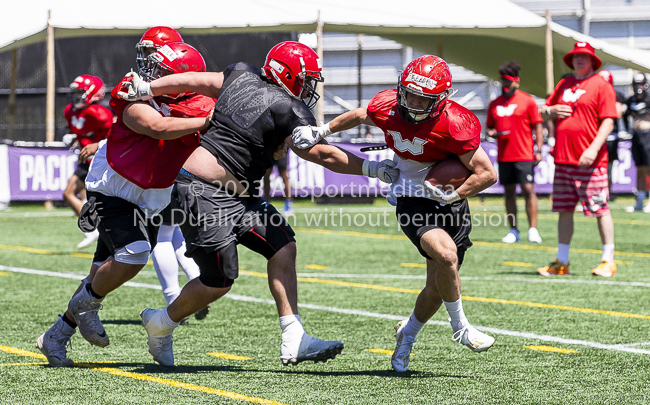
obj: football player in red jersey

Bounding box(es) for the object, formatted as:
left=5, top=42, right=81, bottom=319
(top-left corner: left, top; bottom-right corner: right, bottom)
left=292, top=55, right=498, bottom=372
left=36, top=42, right=216, bottom=367
left=485, top=61, right=544, bottom=244
left=63, top=75, right=114, bottom=249
left=118, top=41, right=399, bottom=367
left=537, top=42, right=617, bottom=278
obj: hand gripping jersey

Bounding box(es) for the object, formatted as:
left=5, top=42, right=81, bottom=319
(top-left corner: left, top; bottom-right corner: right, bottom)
left=546, top=74, right=617, bottom=168
left=199, top=62, right=316, bottom=190
left=106, top=78, right=216, bottom=189
left=63, top=103, right=113, bottom=150
left=486, top=91, right=543, bottom=162
left=368, top=89, right=481, bottom=163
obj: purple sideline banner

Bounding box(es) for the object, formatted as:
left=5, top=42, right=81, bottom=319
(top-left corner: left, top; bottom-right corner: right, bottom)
left=0, top=142, right=638, bottom=201
left=7, top=147, right=78, bottom=200
left=265, top=141, right=638, bottom=197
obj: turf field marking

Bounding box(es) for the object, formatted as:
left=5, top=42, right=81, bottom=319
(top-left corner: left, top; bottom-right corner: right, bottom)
left=401, top=263, right=426, bottom=268
left=5, top=266, right=650, bottom=356
left=0, top=245, right=152, bottom=264
left=0, top=271, right=10, bottom=276
left=503, top=261, right=532, bottom=267
left=0, top=362, right=50, bottom=366
left=537, top=213, right=650, bottom=226
left=524, top=345, right=579, bottom=353
left=0, top=345, right=288, bottom=405
left=365, top=348, right=413, bottom=356
left=0, top=211, right=75, bottom=218
left=294, top=228, right=650, bottom=258
left=206, top=352, right=251, bottom=361
left=305, top=264, right=329, bottom=270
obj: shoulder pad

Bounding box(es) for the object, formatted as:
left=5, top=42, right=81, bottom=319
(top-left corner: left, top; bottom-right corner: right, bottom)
left=445, top=101, right=481, bottom=141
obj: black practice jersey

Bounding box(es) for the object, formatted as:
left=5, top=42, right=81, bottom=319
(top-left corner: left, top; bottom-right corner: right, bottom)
left=625, top=93, right=650, bottom=122
left=200, top=62, right=316, bottom=192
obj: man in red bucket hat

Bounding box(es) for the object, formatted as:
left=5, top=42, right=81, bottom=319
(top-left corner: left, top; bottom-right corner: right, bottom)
left=537, top=41, right=619, bottom=277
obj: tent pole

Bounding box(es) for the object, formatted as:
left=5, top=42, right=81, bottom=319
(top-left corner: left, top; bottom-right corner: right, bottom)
left=7, top=49, right=17, bottom=140
left=357, top=33, right=363, bottom=138
left=46, top=10, right=55, bottom=143
left=545, top=10, right=554, bottom=95
left=315, top=10, right=324, bottom=125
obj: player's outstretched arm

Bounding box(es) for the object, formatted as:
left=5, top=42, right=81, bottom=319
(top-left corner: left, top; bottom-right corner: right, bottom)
left=119, top=72, right=224, bottom=101
left=122, top=102, right=210, bottom=140
left=455, top=146, right=497, bottom=198
left=292, top=107, right=375, bottom=149
left=286, top=136, right=398, bottom=183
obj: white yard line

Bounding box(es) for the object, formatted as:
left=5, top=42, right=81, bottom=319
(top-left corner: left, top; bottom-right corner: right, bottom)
left=0, top=211, right=75, bottom=218
left=2, top=264, right=650, bottom=356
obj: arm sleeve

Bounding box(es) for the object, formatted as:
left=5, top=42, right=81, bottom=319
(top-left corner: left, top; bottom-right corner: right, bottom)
left=447, top=110, right=481, bottom=155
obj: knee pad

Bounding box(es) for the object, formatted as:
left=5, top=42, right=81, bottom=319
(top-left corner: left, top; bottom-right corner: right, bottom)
left=114, top=241, right=151, bottom=265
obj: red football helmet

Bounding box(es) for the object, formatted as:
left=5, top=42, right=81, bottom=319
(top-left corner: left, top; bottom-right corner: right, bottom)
left=397, top=55, right=452, bottom=123
left=136, top=26, right=184, bottom=77
left=70, top=75, right=105, bottom=109
left=145, top=42, right=206, bottom=98
left=262, top=41, right=323, bottom=109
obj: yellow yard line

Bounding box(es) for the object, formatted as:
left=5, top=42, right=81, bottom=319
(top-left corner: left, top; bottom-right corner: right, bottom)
left=294, top=228, right=650, bottom=258
left=524, top=345, right=579, bottom=353
left=0, top=345, right=288, bottom=405
left=365, top=348, right=413, bottom=356
left=401, top=263, right=426, bottom=268
left=241, top=271, right=650, bottom=320
left=0, top=272, right=10, bottom=276
left=0, top=244, right=153, bottom=263
left=0, top=362, right=50, bottom=366
left=503, top=261, right=533, bottom=267
left=206, top=352, right=251, bottom=361
left=305, top=264, right=329, bottom=270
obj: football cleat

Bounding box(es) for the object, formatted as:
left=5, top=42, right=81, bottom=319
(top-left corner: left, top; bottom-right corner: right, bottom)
left=194, top=304, right=211, bottom=321
left=36, top=317, right=75, bottom=367
left=280, top=332, right=343, bottom=366
left=67, top=286, right=108, bottom=347
left=451, top=325, right=495, bottom=352
left=537, top=260, right=570, bottom=276
left=141, top=308, right=175, bottom=366
left=528, top=227, right=542, bottom=244
left=501, top=229, right=521, bottom=244
left=76, top=229, right=99, bottom=250
left=391, top=319, right=418, bottom=372
left=591, top=260, right=617, bottom=277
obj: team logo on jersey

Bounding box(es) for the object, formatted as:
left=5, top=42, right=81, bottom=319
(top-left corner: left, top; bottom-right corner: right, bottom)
left=562, top=88, right=587, bottom=103
left=388, top=130, right=428, bottom=155
left=495, top=104, right=518, bottom=117
left=405, top=73, right=437, bottom=90
left=71, top=115, right=86, bottom=130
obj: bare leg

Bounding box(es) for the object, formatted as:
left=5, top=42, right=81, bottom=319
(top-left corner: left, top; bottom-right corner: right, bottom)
left=63, top=175, right=85, bottom=216
left=419, top=229, right=460, bottom=304
left=412, top=259, right=444, bottom=323
left=166, top=278, right=230, bottom=322
left=267, top=242, right=298, bottom=317
left=596, top=212, right=615, bottom=245
left=558, top=211, right=574, bottom=245
left=504, top=184, right=517, bottom=229
left=91, top=259, right=146, bottom=297
left=263, top=167, right=272, bottom=200
left=521, top=183, right=538, bottom=229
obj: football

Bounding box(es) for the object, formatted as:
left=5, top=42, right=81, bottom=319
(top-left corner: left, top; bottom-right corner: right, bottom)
left=425, top=156, right=471, bottom=189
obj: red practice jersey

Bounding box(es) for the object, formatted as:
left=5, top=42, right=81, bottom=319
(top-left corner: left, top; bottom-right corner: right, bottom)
left=63, top=104, right=113, bottom=148
left=106, top=79, right=216, bottom=189
left=546, top=74, right=617, bottom=168
left=486, top=91, right=543, bottom=162
left=367, top=89, right=481, bottom=162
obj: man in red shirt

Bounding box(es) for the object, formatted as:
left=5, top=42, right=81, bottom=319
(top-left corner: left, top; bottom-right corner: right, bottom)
left=537, top=42, right=618, bottom=277
left=63, top=75, right=114, bottom=249
left=292, top=55, right=498, bottom=372
left=486, top=61, right=544, bottom=244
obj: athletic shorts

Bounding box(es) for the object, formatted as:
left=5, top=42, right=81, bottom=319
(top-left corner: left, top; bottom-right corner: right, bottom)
left=606, top=137, right=619, bottom=163
left=498, top=161, right=534, bottom=186
left=552, top=164, right=609, bottom=217
left=273, top=154, right=287, bottom=171
left=154, top=202, right=184, bottom=227
left=396, top=197, right=472, bottom=265
left=84, top=191, right=159, bottom=264
left=632, top=129, right=650, bottom=167
left=74, top=162, right=90, bottom=182
left=173, top=171, right=295, bottom=288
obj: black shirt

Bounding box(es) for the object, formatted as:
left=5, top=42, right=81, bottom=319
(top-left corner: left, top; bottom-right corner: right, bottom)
left=200, top=62, right=316, bottom=192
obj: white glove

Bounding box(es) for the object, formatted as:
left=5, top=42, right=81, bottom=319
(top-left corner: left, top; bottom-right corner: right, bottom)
left=291, top=123, right=331, bottom=149
left=62, top=134, right=77, bottom=147
left=363, top=159, right=399, bottom=184
left=117, top=71, right=154, bottom=101
left=423, top=181, right=461, bottom=204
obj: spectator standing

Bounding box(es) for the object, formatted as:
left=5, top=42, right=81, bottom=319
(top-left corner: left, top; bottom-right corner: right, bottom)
left=624, top=72, right=650, bottom=213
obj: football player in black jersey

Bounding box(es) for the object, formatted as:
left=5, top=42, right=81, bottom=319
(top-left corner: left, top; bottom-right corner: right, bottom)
left=119, top=41, right=399, bottom=367
left=624, top=72, right=650, bottom=212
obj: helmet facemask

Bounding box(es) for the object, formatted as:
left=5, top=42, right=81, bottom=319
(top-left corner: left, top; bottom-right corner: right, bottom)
left=136, top=41, right=158, bottom=80
left=298, top=72, right=323, bottom=109
left=71, top=85, right=95, bottom=109
left=397, top=81, right=450, bottom=124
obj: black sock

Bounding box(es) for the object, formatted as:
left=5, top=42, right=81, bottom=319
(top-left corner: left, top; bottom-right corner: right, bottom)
left=61, top=313, right=77, bottom=329
left=85, top=282, right=104, bottom=299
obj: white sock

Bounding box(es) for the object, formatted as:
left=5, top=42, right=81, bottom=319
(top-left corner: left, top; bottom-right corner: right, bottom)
left=402, top=312, right=426, bottom=337
left=162, top=307, right=180, bottom=331
left=279, top=315, right=305, bottom=342
left=171, top=226, right=200, bottom=281
left=443, top=298, right=469, bottom=332
left=557, top=243, right=571, bottom=265
left=602, top=244, right=615, bottom=262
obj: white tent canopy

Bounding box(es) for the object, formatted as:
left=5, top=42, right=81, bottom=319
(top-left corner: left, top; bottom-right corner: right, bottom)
left=2, top=0, right=650, bottom=97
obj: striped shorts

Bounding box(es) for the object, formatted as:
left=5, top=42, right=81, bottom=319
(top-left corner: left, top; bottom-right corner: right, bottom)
left=552, top=163, right=609, bottom=217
